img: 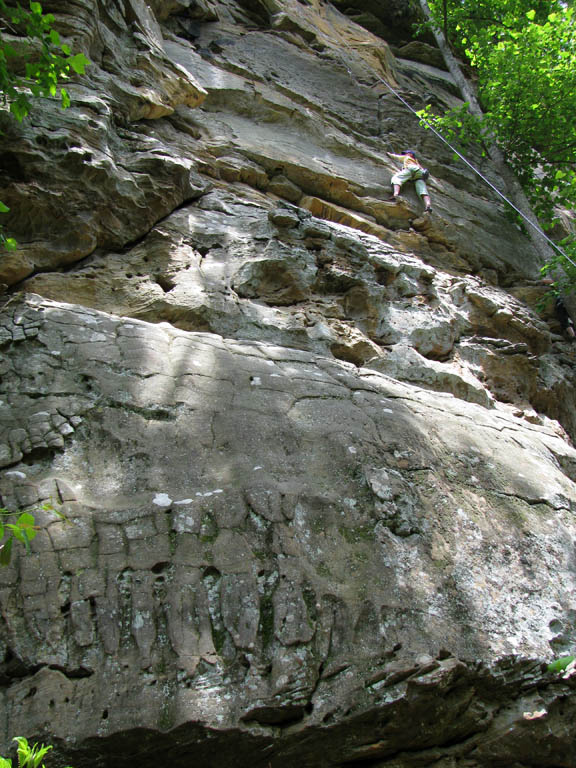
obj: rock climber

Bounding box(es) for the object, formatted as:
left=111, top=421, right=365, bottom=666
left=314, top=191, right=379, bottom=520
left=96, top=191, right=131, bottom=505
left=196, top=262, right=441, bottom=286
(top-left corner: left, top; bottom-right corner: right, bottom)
left=386, top=149, right=432, bottom=213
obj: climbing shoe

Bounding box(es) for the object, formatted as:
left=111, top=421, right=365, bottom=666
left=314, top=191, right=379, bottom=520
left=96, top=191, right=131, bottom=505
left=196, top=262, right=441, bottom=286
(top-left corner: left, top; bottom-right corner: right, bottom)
left=386, top=195, right=398, bottom=202
left=425, top=206, right=432, bottom=213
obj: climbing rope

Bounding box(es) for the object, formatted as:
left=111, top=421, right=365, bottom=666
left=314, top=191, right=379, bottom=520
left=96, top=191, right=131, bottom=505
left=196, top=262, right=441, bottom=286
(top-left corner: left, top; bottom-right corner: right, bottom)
left=339, top=42, right=576, bottom=274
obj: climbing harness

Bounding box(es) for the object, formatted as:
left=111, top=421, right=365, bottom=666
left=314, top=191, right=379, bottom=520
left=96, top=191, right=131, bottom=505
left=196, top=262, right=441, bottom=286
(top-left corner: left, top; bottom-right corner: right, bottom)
left=339, top=42, right=576, bottom=273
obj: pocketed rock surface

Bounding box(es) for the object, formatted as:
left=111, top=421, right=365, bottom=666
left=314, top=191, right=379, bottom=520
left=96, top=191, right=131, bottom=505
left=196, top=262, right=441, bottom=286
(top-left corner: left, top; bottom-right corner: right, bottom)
left=0, top=1, right=575, bottom=766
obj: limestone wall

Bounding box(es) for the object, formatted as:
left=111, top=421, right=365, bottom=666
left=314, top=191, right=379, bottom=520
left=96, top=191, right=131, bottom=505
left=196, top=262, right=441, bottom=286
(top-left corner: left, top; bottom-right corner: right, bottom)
left=0, top=1, right=575, bottom=766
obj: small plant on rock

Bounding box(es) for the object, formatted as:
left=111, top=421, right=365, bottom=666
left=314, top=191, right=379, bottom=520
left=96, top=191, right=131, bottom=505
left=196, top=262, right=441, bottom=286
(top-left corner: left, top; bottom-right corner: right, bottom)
left=0, top=502, right=67, bottom=566
left=0, top=737, right=73, bottom=767
left=0, top=509, right=37, bottom=566
left=547, top=655, right=576, bottom=678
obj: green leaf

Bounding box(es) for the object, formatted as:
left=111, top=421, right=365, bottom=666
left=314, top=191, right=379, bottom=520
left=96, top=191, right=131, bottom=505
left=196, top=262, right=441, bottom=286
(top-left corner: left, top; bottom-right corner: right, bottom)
left=0, top=202, right=9, bottom=213
left=13, top=737, right=51, bottom=768
left=68, top=53, right=89, bottom=74
left=49, top=29, right=60, bottom=45
left=7, top=525, right=28, bottom=546
left=10, top=100, right=29, bottom=122
left=29, top=2, right=42, bottom=14
left=26, top=741, right=52, bottom=767
left=526, top=9, right=536, bottom=21
left=0, top=538, right=13, bottom=566
left=4, top=238, right=17, bottom=251
left=17, top=512, right=36, bottom=531
left=547, top=655, right=575, bottom=673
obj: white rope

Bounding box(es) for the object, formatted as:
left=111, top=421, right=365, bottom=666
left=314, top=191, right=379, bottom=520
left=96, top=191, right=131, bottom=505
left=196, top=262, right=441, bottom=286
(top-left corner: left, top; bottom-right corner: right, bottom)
left=339, top=45, right=576, bottom=274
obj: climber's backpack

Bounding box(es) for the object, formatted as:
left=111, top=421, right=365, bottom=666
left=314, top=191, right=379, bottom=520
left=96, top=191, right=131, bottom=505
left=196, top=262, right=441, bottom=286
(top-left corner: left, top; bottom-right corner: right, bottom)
left=411, top=167, right=430, bottom=181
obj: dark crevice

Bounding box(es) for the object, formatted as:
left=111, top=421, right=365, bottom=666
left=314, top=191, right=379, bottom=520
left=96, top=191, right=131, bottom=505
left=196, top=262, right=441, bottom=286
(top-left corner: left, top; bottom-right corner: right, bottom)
left=7, top=182, right=212, bottom=294
left=0, top=454, right=42, bottom=472
left=0, top=152, right=28, bottom=182
left=373, top=267, right=397, bottom=286
left=7, top=249, right=101, bottom=295
left=48, top=664, right=94, bottom=679
left=491, top=489, right=558, bottom=509
left=0, top=649, right=41, bottom=686
left=21, top=446, right=61, bottom=465
left=241, top=703, right=306, bottom=726
left=105, top=402, right=177, bottom=422
left=0, top=652, right=95, bottom=687
left=154, top=274, right=176, bottom=293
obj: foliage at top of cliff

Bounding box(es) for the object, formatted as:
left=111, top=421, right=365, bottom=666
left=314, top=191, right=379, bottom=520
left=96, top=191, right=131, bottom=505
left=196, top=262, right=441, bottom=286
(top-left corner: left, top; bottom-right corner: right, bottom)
left=424, top=0, right=576, bottom=226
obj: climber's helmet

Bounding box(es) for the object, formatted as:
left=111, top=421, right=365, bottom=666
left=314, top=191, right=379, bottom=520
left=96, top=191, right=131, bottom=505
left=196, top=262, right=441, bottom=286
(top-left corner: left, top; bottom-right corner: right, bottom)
left=402, top=150, right=416, bottom=158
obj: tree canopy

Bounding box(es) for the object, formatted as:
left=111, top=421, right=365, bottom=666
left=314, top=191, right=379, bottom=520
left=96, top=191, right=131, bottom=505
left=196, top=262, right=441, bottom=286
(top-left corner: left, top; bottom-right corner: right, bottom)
left=420, top=0, right=576, bottom=278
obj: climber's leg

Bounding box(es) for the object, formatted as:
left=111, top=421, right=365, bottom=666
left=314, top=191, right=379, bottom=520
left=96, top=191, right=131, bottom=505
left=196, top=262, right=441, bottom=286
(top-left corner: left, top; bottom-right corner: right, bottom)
left=415, top=179, right=432, bottom=212
left=388, top=169, right=411, bottom=201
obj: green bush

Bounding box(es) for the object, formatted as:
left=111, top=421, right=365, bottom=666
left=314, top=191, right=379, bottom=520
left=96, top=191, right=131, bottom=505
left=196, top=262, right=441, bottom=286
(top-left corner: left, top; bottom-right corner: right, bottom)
left=0, top=737, right=73, bottom=768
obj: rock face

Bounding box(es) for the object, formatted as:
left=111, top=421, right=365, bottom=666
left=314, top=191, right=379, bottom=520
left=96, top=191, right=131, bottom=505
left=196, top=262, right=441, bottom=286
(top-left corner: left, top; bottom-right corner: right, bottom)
left=0, top=1, right=575, bottom=766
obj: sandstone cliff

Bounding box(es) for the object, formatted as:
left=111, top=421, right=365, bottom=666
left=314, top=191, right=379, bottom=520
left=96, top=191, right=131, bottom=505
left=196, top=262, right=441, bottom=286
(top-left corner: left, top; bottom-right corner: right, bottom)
left=0, top=1, right=575, bottom=766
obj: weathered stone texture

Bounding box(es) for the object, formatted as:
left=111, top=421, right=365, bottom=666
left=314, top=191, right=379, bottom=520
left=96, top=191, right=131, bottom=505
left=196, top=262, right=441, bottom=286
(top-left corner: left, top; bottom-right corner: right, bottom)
left=0, top=296, right=575, bottom=765
left=0, top=0, right=575, bottom=765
